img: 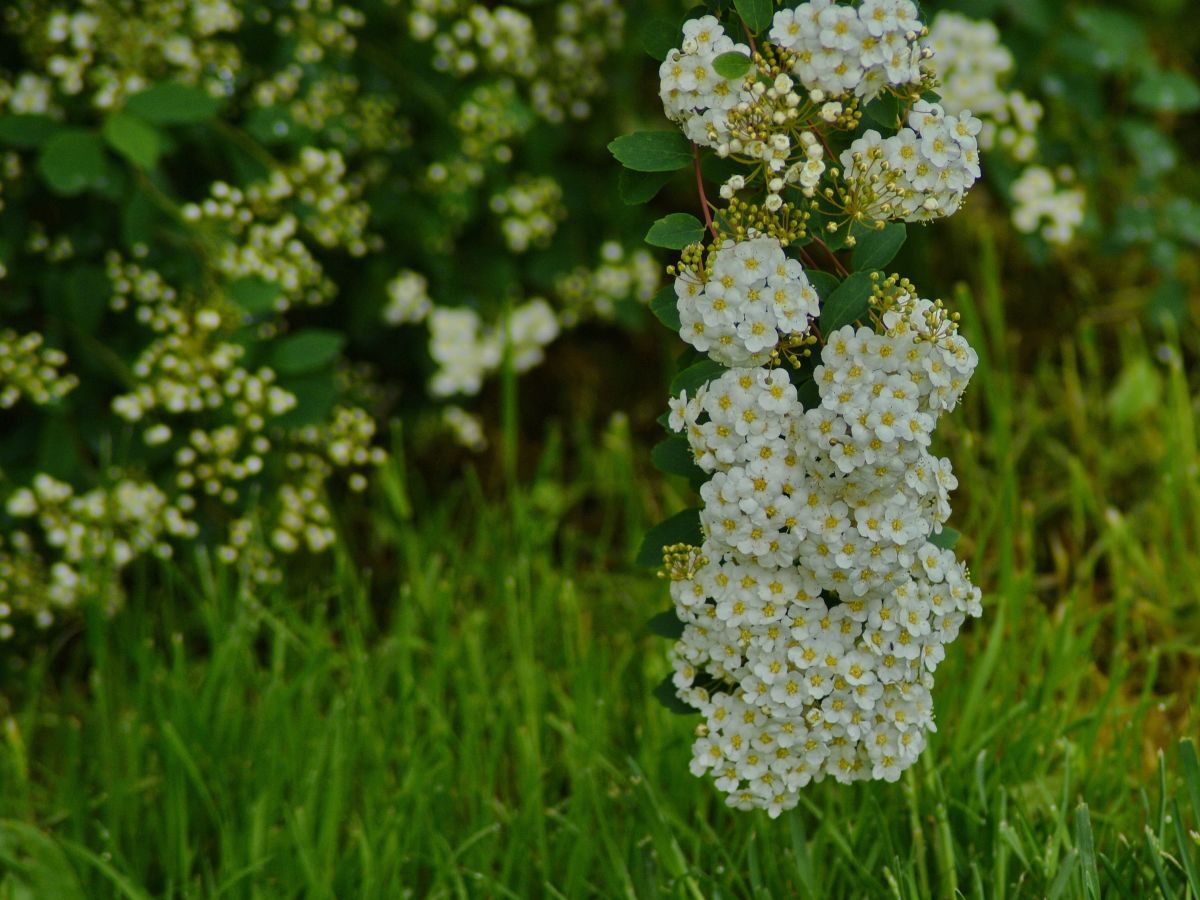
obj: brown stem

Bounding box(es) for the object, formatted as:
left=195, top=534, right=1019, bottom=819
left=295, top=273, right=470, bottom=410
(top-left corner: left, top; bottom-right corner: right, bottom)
left=810, top=234, right=850, bottom=277
left=742, top=24, right=760, bottom=57
left=693, top=145, right=718, bottom=240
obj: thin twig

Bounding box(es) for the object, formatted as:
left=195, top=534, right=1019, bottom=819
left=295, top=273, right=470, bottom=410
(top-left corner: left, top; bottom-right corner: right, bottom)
left=742, top=23, right=759, bottom=57
left=810, top=234, right=850, bottom=277
left=693, top=145, right=718, bottom=240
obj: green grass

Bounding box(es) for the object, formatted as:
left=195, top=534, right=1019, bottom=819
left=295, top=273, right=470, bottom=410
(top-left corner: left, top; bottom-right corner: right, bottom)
left=2, top=230, right=1200, bottom=897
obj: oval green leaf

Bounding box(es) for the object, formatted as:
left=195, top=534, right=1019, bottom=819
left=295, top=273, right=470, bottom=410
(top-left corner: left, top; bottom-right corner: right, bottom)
left=713, top=51, right=753, bottom=80
left=646, top=213, right=704, bottom=249
left=819, top=270, right=875, bottom=334
left=650, top=285, right=682, bottom=331
left=37, top=129, right=108, bottom=196
left=734, top=0, right=774, bottom=34
left=102, top=112, right=163, bottom=169
left=851, top=223, right=906, bottom=271
left=268, top=328, right=346, bottom=376
left=608, top=131, right=693, bottom=172
left=125, top=82, right=223, bottom=125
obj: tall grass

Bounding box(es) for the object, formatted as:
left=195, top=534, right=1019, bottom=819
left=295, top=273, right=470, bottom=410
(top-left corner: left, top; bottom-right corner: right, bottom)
left=1, top=228, right=1198, bottom=897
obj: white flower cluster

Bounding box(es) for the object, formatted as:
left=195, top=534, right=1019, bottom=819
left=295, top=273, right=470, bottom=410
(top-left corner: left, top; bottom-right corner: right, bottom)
left=383, top=270, right=433, bottom=325
left=1010, top=166, right=1085, bottom=246
left=489, top=176, right=566, bottom=253
left=408, top=0, right=624, bottom=122
left=2, top=473, right=179, bottom=629
left=676, top=236, right=820, bottom=367
left=555, top=241, right=659, bottom=325
left=428, top=298, right=559, bottom=397
left=181, top=148, right=375, bottom=311
left=443, top=405, right=487, bottom=451
left=841, top=100, right=982, bottom=223
left=770, top=0, right=925, bottom=101
left=926, top=12, right=1084, bottom=245
left=665, top=274, right=982, bottom=814
left=926, top=12, right=1042, bottom=162
left=658, top=16, right=749, bottom=148
left=0, top=329, right=78, bottom=408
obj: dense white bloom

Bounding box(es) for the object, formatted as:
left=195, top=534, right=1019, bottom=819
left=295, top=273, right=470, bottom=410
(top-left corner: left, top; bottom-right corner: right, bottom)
left=770, top=0, right=924, bottom=101
left=841, top=101, right=982, bottom=223
left=383, top=270, right=433, bottom=325
left=677, top=236, right=819, bottom=366
left=1010, top=166, right=1085, bottom=245
left=507, top=298, right=560, bottom=372
left=664, top=290, right=980, bottom=813
left=428, top=307, right=501, bottom=397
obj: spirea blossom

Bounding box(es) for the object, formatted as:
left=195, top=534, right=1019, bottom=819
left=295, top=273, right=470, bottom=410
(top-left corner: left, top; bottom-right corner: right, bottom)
left=770, top=0, right=925, bottom=101
left=840, top=101, right=982, bottom=223
left=676, top=236, right=820, bottom=366
left=665, top=275, right=982, bottom=813
left=1010, top=166, right=1085, bottom=246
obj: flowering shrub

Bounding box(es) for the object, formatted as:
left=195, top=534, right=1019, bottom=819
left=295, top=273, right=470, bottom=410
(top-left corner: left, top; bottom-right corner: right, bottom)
left=618, top=0, right=985, bottom=814
left=0, top=0, right=657, bottom=639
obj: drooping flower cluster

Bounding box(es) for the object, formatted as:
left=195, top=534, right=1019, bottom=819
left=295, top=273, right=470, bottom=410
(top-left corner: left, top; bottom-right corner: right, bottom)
left=840, top=100, right=982, bottom=223
left=643, top=1, right=986, bottom=814
left=666, top=275, right=981, bottom=813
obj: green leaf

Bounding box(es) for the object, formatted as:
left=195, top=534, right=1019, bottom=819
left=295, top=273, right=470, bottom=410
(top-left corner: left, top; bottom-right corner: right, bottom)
left=646, top=213, right=705, bottom=249
left=275, top=372, right=338, bottom=429
left=228, top=276, right=282, bottom=316
left=619, top=168, right=673, bottom=205
left=864, top=92, right=904, bottom=129
left=636, top=507, right=704, bottom=568
left=102, top=112, right=163, bottom=169
left=650, top=286, right=681, bottom=331
left=641, top=16, right=679, bottom=61
left=0, top=114, right=62, bottom=148
left=734, top=0, right=774, bottom=34
left=608, top=131, right=693, bottom=172
left=653, top=674, right=696, bottom=714
left=268, top=328, right=345, bottom=376
left=647, top=609, right=685, bottom=639
left=1132, top=70, right=1200, bottom=114
left=1072, top=8, right=1150, bottom=73
left=669, top=358, right=725, bottom=397
left=928, top=527, right=960, bottom=550
left=851, top=223, right=906, bottom=271
left=1120, top=120, right=1177, bottom=177
left=712, top=51, right=753, bottom=80
left=37, top=129, right=108, bottom=196
left=818, top=270, right=874, bottom=334
left=651, top=436, right=703, bottom=479
left=1107, top=357, right=1161, bottom=426
left=125, top=81, right=223, bottom=124
left=806, top=270, right=840, bottom=300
